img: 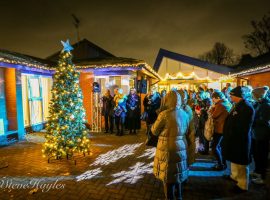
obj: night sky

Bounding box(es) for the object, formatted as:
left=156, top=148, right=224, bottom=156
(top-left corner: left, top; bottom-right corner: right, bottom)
left=0, top=0, right=269, bottom=65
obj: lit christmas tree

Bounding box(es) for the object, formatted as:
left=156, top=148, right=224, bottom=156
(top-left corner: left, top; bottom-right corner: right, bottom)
left=43, top=40, right=90, bottom=160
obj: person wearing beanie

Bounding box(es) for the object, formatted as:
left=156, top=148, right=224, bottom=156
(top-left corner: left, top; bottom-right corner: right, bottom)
left=222, top=86, right=255, bottom=193
left=252, top=86, right=269, bottom=100
left=251, top=86, right=270, bottom=185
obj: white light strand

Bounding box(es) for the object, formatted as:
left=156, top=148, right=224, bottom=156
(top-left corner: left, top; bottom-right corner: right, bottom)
left=230, top=65, right=270, bottom=77
left=0, top=57, right=54, bottom=71
left=0, top=56, right=160, bottom=80
left=162, top=72, right=213, bottom=82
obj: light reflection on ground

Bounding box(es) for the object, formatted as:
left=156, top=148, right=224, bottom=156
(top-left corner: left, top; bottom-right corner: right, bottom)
left=137, top=147, right=156, bottom=159
left=76, top=144, right=227, bottom=184
left=76, top=168, right=102, bottom=182
left=107, top=162, right=153, bottom=185
left=90, top=143, right=143, bottom=166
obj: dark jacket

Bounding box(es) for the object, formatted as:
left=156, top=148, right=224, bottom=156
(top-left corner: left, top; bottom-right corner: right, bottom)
left=222, top=99, right=255, bottom=165
left=195, top=98, right=212, bottom=131
left=143, top=93, right=161, bottom=124
left=102, top=95, right=114, bottom=116
left=252, top=98, right=270, bottom=140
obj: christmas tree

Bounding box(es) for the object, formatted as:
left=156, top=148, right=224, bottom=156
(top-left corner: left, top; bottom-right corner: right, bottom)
left=43, top=40, right=90, bottom=159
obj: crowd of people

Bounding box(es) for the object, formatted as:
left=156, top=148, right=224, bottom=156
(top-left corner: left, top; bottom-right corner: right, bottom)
left=101, top=83, right=270, bottom=200
left=101, top=88, right=141, bottom=136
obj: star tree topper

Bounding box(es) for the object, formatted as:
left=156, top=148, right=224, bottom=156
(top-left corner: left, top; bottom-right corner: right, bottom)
left=61, top=39, right=74, bottom=52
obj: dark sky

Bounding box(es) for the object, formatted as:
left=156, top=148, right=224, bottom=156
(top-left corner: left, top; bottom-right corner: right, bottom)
left=0, top=0, right=269, bottom=65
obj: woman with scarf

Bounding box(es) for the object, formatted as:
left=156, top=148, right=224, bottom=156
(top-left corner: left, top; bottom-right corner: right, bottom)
left=126, top=88, right=140, bottom=134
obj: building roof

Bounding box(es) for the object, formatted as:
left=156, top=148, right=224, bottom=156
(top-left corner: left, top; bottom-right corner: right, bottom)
left=47, top=38, right=115, bottom=62
left=46, top=38, right=161, bottom=79
left=153, top=48, right=232, bottom=74
left=0, top=49, right=52, bottom=67
left=230, top=52, right=270, bottom=77
left=74, top=57, right=144, bottom=67
left=0, top=49, right=54, bottom=75
left=0, top=43, right=160, bottom=79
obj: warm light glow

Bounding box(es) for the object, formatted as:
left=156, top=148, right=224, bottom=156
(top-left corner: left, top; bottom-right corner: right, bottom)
left=162, top=72, right=214, bottom=82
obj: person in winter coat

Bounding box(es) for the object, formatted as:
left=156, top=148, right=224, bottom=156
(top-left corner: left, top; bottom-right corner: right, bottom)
left=156, top=89, right=167, bottom=114
left=209, top=90, right=232, bottom=170
left=194, top=91, right=212, bottom=154
left=101, top=89, right=114, bottom=133
left=151, top=90, right=195, bottom=200
left=251, top=86, right=270, bottom=185
left=126, top=88, right=140, bottom=134
left=222, top=86, right=255, bottom=192
left=113, top=88, right=127, bottom=136
left=143, top=87, right=161, bottom=134
left=178, top=89, right=196, bottom=165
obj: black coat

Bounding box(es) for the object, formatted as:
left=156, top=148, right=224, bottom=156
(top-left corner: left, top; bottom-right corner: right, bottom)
left=102, top=95, right=114, bottom=116
left=143, top=93, right=161, bottom=124
left=126, top=94, right=140, bottom=118
left=126, top=94, right=141, bottom=129
left=252, top=98, right=270, bottom=141
left=222, top=99, right=255, bottom=165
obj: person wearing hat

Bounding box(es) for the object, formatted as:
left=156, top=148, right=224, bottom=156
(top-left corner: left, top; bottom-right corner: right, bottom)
left=251, top=86, right=270, bottom=185
left=222, top=86, right=255, bottom=193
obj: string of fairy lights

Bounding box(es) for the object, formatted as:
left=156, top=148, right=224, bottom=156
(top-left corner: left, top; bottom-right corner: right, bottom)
left=160, top=64, right=270, bottom=82
left=162, top=72, right=214, bottom=82
left=0, top=57, right=53, bottom=71
left=0, top=55, right=162, bottom=80
left=230, top=65, right=270, bottom=77
left=1, top=53, right=269, bottom=83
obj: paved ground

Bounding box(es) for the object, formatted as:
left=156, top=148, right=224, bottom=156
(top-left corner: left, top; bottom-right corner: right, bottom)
left=0, top=128, right=269, bottom=200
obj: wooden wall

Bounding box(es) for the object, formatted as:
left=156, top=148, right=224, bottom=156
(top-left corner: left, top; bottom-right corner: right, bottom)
left=240, top=72, right=270, bottom=88
left=4, top=68, right=18, bottom=130
left=79, top=72, right=94, bottom=126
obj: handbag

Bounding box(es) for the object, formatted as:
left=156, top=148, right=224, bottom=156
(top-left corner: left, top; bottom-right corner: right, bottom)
left=145, top=128, right=158, bottom=147
left=204, top=114, right=214, bottom=141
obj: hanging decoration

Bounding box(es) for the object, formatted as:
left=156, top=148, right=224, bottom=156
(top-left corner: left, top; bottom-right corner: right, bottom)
left=162, top=72, right=214, bottom=82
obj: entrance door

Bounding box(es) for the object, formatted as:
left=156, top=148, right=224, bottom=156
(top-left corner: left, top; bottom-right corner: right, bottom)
left=28, top=76, right=44, bottom=131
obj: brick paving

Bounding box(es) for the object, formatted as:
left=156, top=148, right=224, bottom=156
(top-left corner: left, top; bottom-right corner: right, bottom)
left=0, top=129, right=269, bottom=200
